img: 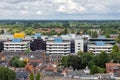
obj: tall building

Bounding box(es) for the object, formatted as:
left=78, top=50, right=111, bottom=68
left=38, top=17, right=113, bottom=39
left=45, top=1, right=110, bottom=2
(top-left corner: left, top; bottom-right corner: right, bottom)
left=30, top=33, right=46, bottom=51
left=46, top=37, right=71, bottom=55
left=30, top=39, right=46, bottom=51
left=70, top=39, right=75, bottom=53
left=75, top=36, right=84, bottom=53
left=88, top=36, right=115, bottom=54
left=0, top=41, right=4, bottom=52
left=4, top=38, right=30, bottom=52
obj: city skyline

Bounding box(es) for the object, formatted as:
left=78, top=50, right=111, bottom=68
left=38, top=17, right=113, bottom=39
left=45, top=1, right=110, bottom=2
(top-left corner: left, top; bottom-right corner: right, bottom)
left=0, top=0, right=120, bottom=20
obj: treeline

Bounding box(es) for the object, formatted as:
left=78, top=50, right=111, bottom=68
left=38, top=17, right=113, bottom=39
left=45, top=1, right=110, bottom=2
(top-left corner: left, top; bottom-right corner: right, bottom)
left=0, top=21, right=120, bottom=37
left=60, top=45, right=120, bottom=74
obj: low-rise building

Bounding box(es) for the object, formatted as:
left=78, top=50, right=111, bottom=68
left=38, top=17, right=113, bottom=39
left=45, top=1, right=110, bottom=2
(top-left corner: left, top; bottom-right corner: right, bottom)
left=110, top=34, right=119, bottom=39
left=88, top=36, right=115, bottom=54
left=4, top=38, right=30, bottom=52
left=46, top=37, right=71, bottom=55
left=106, top=62, right=120, bottom=77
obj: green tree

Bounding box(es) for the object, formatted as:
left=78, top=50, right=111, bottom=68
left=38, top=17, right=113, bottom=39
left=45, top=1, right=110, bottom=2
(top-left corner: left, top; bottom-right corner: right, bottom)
left=30, top=73, right=34, bottom=80
left=88, top=60, right=95, bottom=69
left=105, top=33, right=110, bottom=38
left=91, top=31, right=98, bottom=38
left=61, top=55, right=70, bottom=68
left=81, top=53, right=94, bottom=68
left=25, top=27, right=34, bottom=35
left=109, top=52, right=120, bottom=63
left=61, top=55, right=82, bottom=70
left=112, top=44, right=119, bottom=53
left=36, top=72, right=41, bottom=80
left=69, top=55, right=82, bottom=70
left=77, top=51, right=84, bottom=56
left=0, top=29, right=4, bottom=34
left=116, top=34, right=120, bottom=43
left=90, top=65, right=98, bottom=74
left=0, top=67, right=16, bottom=80
left=10, top=56, right=26, bottom=68
left=95, top=51, right=110, bottom=68
left=59, top=28, right=69, bottom=35
left=97, top=67, right=105, bottom=73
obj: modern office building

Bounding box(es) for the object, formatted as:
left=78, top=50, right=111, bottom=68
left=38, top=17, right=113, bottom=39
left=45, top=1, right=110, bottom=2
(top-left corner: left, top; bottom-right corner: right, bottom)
left=30, top=39, right=46, bottom=51
left=4, top=38, right=30, bottom=52
left=88, top=36, right=115, bottom=54
left=30, top=33, right=46, bottom=51
left=70, top=39, right=75, bottom=53
left=74, top=36, right=84, bottom=53
left=46, top=37, right=71, bottom=55
left=0, top=41, right=4, bottom=52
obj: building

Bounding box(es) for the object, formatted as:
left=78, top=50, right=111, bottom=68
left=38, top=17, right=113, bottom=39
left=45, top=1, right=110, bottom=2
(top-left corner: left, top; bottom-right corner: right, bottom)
left=105, top=62, right=120, bottom=77
left=0, top=41, right=4, bottom=52
left=14, top=33, right=25, bottom=38
left=30, top=33, right=46, bottom=51
left=75, top=36, right=84, bottom=53
left=71, top=40, right=75, bottom=53
left=88, top=36, right=115, bottom=54
left=30, top=39, right=46, bottom=51
left=46, top=37, right=71, bottom=55
left=4, top=38, right=30, bottom=52
left=110, top=34, right=119, bottom=39
left=0, top=34, right=13, bottom=40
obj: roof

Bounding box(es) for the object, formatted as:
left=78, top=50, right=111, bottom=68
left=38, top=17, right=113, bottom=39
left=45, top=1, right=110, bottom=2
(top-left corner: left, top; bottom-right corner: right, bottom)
left=105, top=62, right=120, bottom=67
left=16, top=71, right=28, bottom=78
left=98, top=36, right=106, bottom=39
left=54, top=37, right=63, bottom=43
left=25, top=64, right=33, bottom=73
left=95, top=41, right=105, bottom=46
left=12, top=38, right=23, bottom=42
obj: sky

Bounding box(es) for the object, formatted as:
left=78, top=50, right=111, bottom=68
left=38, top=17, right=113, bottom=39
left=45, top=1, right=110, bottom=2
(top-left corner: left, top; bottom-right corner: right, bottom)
left=0, top=0, right=120, bottom=20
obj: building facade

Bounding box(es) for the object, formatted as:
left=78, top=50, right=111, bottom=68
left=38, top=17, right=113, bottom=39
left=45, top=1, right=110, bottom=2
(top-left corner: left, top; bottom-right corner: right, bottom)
left=75, top=38, right=84, bottom=53
left=106, top=62, right=120, bottom=77
left=46, top=37, right=71, bottom=55
left=88, top=36, right=115, bottom=54
left=30, top=39, right=46, bottom=51
left=4, top=38, right=30, bottom=52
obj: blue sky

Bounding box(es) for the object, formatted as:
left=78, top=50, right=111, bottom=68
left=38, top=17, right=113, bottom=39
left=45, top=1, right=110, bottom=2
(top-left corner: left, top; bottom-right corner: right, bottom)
left=0, top=0, right=120, bottom=20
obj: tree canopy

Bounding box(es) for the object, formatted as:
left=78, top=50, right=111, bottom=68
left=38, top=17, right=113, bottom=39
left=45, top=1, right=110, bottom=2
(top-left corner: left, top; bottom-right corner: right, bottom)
left=0, top=67, right=16, bottom=80
left=10, top=56, right=26, bottom=68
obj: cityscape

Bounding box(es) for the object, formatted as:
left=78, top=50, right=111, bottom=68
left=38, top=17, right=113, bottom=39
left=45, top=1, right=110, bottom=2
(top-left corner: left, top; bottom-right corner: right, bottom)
left=0, top=21, right=120, bottom=80
left=0, top=0, right=120, bottom=80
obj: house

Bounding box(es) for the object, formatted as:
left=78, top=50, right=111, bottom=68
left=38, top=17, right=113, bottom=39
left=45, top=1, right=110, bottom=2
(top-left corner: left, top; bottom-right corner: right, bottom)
left=106, top=62, right=120, bottom=77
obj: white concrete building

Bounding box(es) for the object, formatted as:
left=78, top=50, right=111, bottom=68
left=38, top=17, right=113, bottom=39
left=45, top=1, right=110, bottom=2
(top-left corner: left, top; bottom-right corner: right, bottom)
left=75, top=36, right=84, bottom=53
left=0, top=34, right=13, bottom=40
left=46, top=37, right=71, bottom=55
left=4, top=38, right=30, bottom=52
left=88, top=36, right=115, bottom=54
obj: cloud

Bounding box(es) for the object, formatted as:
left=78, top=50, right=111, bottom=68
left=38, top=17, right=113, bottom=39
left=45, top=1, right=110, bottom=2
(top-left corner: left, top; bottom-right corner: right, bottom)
left=0, top=0, right=119, bottom=19
left=55, top=0, right=86, bottom=14
left=36, top=10, right=42, bottom=15
left=20, top=10, right=28, bottom=15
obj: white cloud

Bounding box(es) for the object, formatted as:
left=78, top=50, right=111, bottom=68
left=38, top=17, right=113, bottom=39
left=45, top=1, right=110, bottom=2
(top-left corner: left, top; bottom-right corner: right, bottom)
left=52, top=0, right=86, bottom=14
left=36, top=10, right=42, bottom=15
left=0, top=0, right=119, bottom=19
left=20, top=10, right=28, bottom=15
